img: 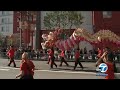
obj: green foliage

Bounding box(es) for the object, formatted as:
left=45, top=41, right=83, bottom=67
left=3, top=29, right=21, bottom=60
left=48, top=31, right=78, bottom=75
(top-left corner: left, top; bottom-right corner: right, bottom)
left=43, top=11, right=84, bottom=30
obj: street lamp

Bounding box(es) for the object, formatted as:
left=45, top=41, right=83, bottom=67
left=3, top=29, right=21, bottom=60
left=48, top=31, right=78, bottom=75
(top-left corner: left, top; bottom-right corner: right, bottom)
left=35, top=11, right=41, bottom=50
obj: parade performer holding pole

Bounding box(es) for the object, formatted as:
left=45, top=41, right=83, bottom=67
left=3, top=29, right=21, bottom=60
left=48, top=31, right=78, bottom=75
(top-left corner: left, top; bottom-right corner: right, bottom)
left=59, top=50, right=69, bottom=67
left=74, top=48, right=83, bottom=70
left=49, top=47, right=57, bottom=69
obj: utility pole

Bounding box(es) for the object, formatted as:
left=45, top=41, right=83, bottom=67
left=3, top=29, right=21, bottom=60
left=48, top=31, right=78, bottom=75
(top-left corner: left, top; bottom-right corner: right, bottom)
left=35, top=11, right=41, bottom=50
left=19, top=11, right=22, bottom=48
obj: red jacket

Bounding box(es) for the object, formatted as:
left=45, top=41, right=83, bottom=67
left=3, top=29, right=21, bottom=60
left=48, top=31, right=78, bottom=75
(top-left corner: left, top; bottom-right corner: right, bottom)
left=7, top=49, right=15, bottom=58
left=105, top=62, right=114, bottom=79
left=75, top=50, right=80, bottom=59
left=97, top=49, right=103, bottom=58
left=48, top=49, right=54, bottom=57
left=60, top=51, right=65, bottom=57
left=48, top=50, right=51, bottom=55
left=20, top=60, right=35, bottom=76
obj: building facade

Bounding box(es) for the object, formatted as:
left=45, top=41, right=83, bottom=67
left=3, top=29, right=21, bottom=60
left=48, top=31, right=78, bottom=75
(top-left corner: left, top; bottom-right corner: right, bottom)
left=0, top=11, right=120, bottom=51
left=93, top=11, right=120, bottom=36
left=0, top=11, right=13, bottom=36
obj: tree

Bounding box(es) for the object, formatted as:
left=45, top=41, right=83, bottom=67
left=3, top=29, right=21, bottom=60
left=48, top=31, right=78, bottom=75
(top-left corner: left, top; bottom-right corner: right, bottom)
left=67, top=11, right=84, bottom=29
left=44, top=11, right=68, bottom=29
left=0, top=33, right=3, bottom=46
left=43, top=11, right=84, bottom=30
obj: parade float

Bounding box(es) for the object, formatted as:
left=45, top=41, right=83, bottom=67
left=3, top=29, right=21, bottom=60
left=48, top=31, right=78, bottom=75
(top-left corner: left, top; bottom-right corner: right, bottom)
left=41, top=28, right=120, bottom=50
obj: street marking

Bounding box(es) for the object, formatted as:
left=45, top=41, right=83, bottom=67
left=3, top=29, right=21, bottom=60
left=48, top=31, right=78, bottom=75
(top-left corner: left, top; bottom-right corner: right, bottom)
left=0, top=66, right=19, bottom=70
left=0, top=69, right=10, bottom=71
left=35, top=69, right=120, bottom=75
left=0, top=66, right=120, bottom=76
left=35, top=69, right=96, bottom=75
left=0, top=66, right=96, bottom=74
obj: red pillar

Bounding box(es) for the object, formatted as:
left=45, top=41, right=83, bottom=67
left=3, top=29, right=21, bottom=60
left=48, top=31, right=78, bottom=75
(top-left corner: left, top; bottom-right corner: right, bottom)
left=31, top=31, right=33, bottom=49
left=26, top=29, right=28, bottom=47
left=26, top=29, right=30, bottom=47
left=22, top=30, right=27, bottom=47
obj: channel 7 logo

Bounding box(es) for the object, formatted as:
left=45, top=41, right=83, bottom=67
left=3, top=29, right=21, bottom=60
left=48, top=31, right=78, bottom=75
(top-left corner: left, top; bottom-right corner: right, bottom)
left=96, top=63, right=108, bottom=73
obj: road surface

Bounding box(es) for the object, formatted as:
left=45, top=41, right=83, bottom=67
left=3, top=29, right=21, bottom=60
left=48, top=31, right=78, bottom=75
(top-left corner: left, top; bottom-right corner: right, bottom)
left=0, top=58, right=119, bottom=79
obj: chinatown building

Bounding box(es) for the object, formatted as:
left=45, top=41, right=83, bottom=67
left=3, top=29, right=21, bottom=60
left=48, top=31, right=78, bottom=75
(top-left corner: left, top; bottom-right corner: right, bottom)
left=93, top=11, right=120, bottom=36
left=1, top=11, right=120, bottom=50
left=40, top=11, right=120, bottom=51
left=14, top=11, right=36, bottom=48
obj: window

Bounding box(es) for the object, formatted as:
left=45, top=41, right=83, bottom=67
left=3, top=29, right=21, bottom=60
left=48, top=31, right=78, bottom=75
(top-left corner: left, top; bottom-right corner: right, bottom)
left=1, top=11, right=10, bottom=15
left=5, top=18, right=7, bottom=24
left=103, top=11, right=112, bottom=18
left=2, top=11, right=5, bottom=15
left=1, top=18, right=5, bottom=23
left=8, top=18, right=9, bottom=23
left=1, top=18, right=8, bottom=24
left=6, top=11, right=9, bottom=15
left=6, top=26, right=9, bottom=32
left=1, top=26, right=5, bottom=32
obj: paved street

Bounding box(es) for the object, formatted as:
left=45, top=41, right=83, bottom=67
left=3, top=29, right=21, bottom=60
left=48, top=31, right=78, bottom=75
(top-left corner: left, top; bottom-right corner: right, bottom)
left=0, top=58, right=119, bottom=79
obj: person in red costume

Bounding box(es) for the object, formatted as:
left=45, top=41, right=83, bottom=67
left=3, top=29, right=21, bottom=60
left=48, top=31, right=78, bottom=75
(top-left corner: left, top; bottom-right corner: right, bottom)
left=96, top=47, right=114, bottom=79
left=74, top=48, right=83, bottom=70
left=59, top=50, right=69, bottom=67
left=16, top=52, right=35, bottom=79
left=47, top=49, right=51, bottom=64
left=97, top=47, right=103, bottom=59
left=49, top=47, right=57, bottom=69
left=7, top=45, right=16, bottom=67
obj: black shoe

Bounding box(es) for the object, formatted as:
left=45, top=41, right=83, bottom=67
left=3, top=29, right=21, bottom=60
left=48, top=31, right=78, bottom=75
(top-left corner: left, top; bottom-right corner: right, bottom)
left=14, top=65, right=16, bottom=67
left=8, top=65, right=10, bottom=67
left=50, top=67, right=53, bottom=69
left=73, top=67, right=76, bottom=70
left=56, top=65, right=57, bottom=68
left=59, top=65, right=62, bottom=67
left=81, top=67, right=84, bottom=70
left=47, top=62, right=50, bottom=64
left=72, top=68, right=76, bottom=71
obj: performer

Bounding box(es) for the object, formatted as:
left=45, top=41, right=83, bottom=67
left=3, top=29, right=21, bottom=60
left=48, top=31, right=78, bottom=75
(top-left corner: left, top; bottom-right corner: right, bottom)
left=49, top=47, right=57, bottom=69
left=97, top=47, right=103, bottom=59
left=7, top=45, right=16, bottom=67
left=74, top=48, right=83, bottom=70
left=47, top=49, right=51, bottom=64
left=16, top=52, right=35, bottom=79
left=59, top=50, right=69, bottom=67
left=96, top=49, right=114, bottom=79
